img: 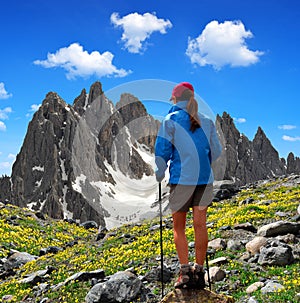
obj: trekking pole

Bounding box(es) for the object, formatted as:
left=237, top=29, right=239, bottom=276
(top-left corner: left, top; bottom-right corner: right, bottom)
left=206, top=252, right=212, bottom=291
left=159, top=182, right=164, bottom=298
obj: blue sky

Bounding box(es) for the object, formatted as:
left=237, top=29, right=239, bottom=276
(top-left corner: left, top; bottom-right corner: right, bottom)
left=0, top=0, right=300, bottom=176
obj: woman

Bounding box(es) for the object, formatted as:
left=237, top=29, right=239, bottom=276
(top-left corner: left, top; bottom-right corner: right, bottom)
left=155, top=82, right=222, bottom=289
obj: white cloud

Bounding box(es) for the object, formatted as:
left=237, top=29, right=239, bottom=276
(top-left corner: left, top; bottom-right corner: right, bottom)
left=0, top=82, right=12, bottom=99
left=26, top=104, right=41, bottom=117
left=34, top=43, right=131, bottom=79
left=0, top=121, right=6, bottom=131
left=111, top=12, right=172, bottom=53
left=282, top=135, right=300, bottom=142
left=0, top=162, right=10, bottom=169
left=233, top=117, right=246, bottom=123
left=30, top=104, right=41, bottom=112
left=0, top=154, right=15, bottom=175
left=278, top=124, right=297, bottom=130
left=8, top=153, right=16, bottom=160
left=0, top=107, right=12, bottom=120
left=186, top=20, right=264, bottom=70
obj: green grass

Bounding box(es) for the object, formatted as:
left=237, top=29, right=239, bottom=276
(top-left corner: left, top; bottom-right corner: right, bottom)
left=0, top=177, right=299, bottom=302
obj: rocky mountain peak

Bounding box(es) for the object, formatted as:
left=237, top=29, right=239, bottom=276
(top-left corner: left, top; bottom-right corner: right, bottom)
left=216, top=112, right=240, bottom=147
left=73, top=88, right=87, bottom=116
left=287, top=152, right=300, bottom=174
left=2, top=82, right=160, bottom=227
left=0, top=82, right=299, bottom=228
left=88, top=81, right=103, bottom=103
left=253, top=125, right=285, bottom=177
left=43, top=91, right=67, bottom=108
left=116, top=93, right=159, bottom=153
left=254, top=126, right=268, bottom=143
left=73, top=81, right=104, bottom=116
left=216, top=112, right=287, bottom=185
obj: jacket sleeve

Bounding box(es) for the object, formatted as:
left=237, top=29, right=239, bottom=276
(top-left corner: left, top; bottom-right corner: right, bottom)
left=210, top=120, right=222, bottom=162
left=154, top=117, right=174, bottom=179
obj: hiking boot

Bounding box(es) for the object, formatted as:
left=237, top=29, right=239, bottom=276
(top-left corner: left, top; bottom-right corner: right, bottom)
left=174, top=264, right=191, bottom=289
left=193, top=263, right=206, bottom=289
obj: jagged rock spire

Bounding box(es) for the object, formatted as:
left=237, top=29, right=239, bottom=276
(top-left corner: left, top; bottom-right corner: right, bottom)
left=4, top=82, right=158, bottom=226
left=216, top=112, right=286, bottom=185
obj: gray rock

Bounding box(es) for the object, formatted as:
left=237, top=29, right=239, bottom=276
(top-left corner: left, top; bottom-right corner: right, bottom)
left=275, top=211, right=290, bottom=217
left=257, top=220, right=300, bottom=237
left=248, top=297, right=259, bottom=303
left=246, top=281, right=264, bottom=294
left=144, top=266, right=171, bottom=283
left=234, top=222, right=257, bottom=233
left=205, top=266, right=226, bottom=282
left=213, top=180, right=239, bottom=201
left=245, top=236, right=268, bottom=255
left=1, top=295, right=14, bottom=302
left=260, top=281, right=284, bottom=293
left=4, top=251, right=38, bottom=270
left=287, top=153, right=300, bottom=175
left=80, top=221, right=98, bottom=229
left=208, top=238, right=227, bottom=250
left=19, top=266, right=55, bottom=285
left=65, top=269, right=105, bottom=284
left=258, top=240, right=294, bottom=266
left=85, top=271, right=142, bottom=303
left=227, top=239, right=244, bottom=251
left=276, top=233, right=297, bottom=244
left=0, top=176, right=12, bottom=202
left=253, top=127, right=286, bottom=178
left=39, top=246, right=63, bottom=256
left=208, top=257, right=228, bottom=266
left=215, top=113, right=286, bottom=185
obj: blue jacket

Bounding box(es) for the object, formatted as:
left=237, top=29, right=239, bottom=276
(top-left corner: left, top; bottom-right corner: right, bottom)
left=155, top=101, right=222, bottom=185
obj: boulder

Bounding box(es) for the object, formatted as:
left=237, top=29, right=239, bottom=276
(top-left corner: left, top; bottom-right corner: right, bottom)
left=4, top=251, right=37, bottom=270
left=85, top=271, right=142, bottom=303
left=258, top=240, right=294, bottom=266
left=246, top=281, right=264, bottom=294
left=206, top=266, right=226, bottom=283
left=257, top=221, right=300, bottom=237
left=260, top=281, right=285, bottom=293
left=245, top=237, right=268, bottom=255
left=159, top=288, right=234, bottom=303
left=208, top=238, right=227, bottom=251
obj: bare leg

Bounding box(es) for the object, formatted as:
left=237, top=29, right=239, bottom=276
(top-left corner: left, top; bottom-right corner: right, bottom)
left=172, top=211, right=189, bottom=264
left=192, top=206, right=208, bottom=266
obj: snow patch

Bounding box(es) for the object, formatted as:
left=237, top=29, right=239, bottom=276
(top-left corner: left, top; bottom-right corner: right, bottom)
left=83, top=94, right=89, bottom=111
left=98, top=160, right=168, bottom=229
left=62, top=185, right=73, bottom=219
left=35, top=180, right=42, bottom=188
left=135, top=143, right=155, bottom=167
left=32, top=166, right=44, bottom=172
left=27, top=201, right=38, bottom=210
left=72, top=174, right=87, bottom=193
left=60, top=158, right=68, bottom=181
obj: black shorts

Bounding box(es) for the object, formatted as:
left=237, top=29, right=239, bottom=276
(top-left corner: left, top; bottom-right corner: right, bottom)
left=169, top=184, right=213, bottom=212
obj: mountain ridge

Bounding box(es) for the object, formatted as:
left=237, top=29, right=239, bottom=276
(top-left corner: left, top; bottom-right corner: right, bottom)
left=0, top=81, right=299, bottom=228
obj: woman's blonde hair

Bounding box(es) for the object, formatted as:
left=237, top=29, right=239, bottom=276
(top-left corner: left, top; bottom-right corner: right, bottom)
left=178, top=89, right=201, bottom=132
